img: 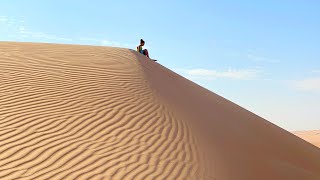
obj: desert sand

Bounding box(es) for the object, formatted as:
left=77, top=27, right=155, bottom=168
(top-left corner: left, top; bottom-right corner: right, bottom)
left=294, top=130, right=320, bottom=148
left=0, top=42, right=320, bottom=180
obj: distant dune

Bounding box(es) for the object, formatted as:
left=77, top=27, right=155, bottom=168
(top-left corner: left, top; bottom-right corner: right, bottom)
left=0, top=42, right=320, bottom=180
left=294, top=130, right=320, bottom=148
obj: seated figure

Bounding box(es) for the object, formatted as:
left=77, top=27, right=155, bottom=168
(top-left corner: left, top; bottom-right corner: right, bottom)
left=137, top=39, right=149, bottom=58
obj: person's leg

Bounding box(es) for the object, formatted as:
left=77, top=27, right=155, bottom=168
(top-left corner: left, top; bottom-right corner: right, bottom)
left=143, top=49, right=150, bottom=58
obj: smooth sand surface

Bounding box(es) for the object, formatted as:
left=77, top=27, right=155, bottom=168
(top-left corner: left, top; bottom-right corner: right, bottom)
left=0, top=42, right=320, bottom=180
left=294, top=131, right=320, bottom=148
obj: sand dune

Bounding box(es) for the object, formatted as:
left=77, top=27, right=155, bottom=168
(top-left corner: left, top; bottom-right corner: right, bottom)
left=294, top=130, right=320, bottom=148
left=0, top=42, right=319, bottom=180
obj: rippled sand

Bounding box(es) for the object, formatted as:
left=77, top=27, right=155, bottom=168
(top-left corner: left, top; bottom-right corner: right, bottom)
left=0, top=42, right=319, bottom=180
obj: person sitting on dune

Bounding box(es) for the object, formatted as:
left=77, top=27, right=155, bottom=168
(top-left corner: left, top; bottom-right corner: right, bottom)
left=137, top=39, right=150, bottom=58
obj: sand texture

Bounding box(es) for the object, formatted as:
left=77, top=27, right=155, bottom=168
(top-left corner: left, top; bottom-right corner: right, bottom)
left=0, top=42, right=320, bottom=180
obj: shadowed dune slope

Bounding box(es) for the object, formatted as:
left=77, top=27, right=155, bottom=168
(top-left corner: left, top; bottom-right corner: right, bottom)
left=0, top=42, right=319, bottom=180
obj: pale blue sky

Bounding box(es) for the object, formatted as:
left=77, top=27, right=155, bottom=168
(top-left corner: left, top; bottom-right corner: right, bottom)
left=1, top=1, right=320, bottom=131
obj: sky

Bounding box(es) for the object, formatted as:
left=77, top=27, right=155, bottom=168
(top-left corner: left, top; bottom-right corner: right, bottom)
left=1, top=0, right=320, bottom=131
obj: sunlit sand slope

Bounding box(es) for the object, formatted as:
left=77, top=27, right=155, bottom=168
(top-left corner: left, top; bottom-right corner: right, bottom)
left=0, top=42, right=319, bottom=180
left=294, top=130, right=320, bottom=148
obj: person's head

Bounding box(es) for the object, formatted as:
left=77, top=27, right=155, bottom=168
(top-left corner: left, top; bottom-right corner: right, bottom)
left=140, top=39, right=145, bottom=46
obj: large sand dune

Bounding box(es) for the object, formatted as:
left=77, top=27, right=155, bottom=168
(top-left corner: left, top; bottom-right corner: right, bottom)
left=0, top=42, right=320, bottom=180
left=294, top=130, right=320, bottom=148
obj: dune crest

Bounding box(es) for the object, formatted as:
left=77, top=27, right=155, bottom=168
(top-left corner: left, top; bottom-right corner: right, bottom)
left=0, top=42, right=320, bottom=180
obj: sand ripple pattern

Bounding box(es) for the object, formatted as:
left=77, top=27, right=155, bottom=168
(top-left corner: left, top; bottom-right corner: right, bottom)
left=0, top=43, right=202, bottom=179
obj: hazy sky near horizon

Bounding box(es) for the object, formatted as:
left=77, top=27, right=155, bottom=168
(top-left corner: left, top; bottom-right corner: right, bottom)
left=1, top=1, right=320, bottom=131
